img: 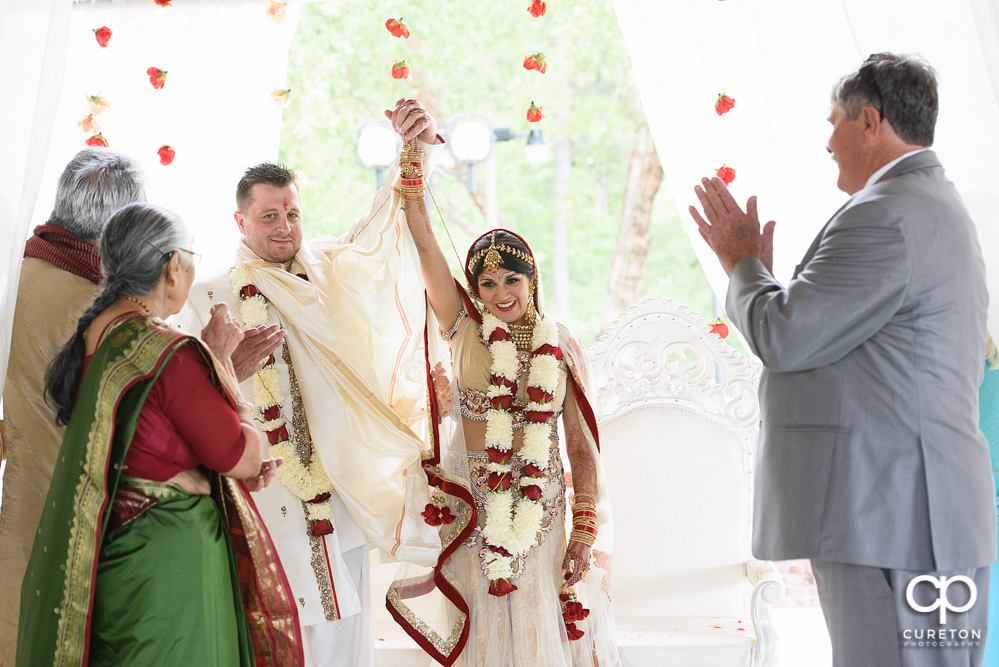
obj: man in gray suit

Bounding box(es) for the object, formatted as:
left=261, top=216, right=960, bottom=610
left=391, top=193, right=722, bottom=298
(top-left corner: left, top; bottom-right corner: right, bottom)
left=690, top=53, right=994, bottom=666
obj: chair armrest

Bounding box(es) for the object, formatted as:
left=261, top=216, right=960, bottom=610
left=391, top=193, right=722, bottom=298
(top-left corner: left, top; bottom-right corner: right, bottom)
left=745, top=559, right=785, bottom=667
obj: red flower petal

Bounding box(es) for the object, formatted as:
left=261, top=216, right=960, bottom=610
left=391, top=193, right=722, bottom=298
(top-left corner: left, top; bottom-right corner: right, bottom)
left=716, top=165, right=736, bottom=185
left=391, top=60, right=409, bottom=80
left=309, top=519, right=334, bottom=536
left=527, top=102, right=545, bottom=123
left=262, top=404, right=281, bottom=421
left=93, top=26, right=112, bottom=48
left=266, top=424, right=289, bottom=445
left=486, top=447, right=513, bottom=464
left=488, top=577, right=518, bottom=596
left=527, top=0, right=547, bottom=18
left=85, top=133, right=109, bottom=148
left=521, top=485, right=543, bottom=501
left=487, top=472, right=513, bottom=491
left=714, top=93, right=736, bottom=116
left=157, top=145, right=175, bottom=166
left=385, top=17, right=410, bottom=38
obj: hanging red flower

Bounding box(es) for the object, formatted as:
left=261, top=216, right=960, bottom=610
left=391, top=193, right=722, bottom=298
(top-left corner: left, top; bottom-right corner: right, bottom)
left=385, top=17, right=410, bottom=38
left=527, top=101, right=544, bottom=123
left=523, top=52, right=547, bottom=74
left=527, top=0, right=547, bottom=17
left=488, top=578, right=518, bottom=596
left=85, top=133, right=109, bottom=148
left=709, top=317, right=729, bottom=339
left=147, top=66, right=167, bottom=90
left=716, top=164, right=736, bottom=185
left=715, top=93, right=735, bottom=116
left=391, top=60, right=410, bottom=80
left=93, top=26, right=112, bottom=48
left=157, top=145, right=176, bottom=166
left=152, top=0, right=174, bottom=6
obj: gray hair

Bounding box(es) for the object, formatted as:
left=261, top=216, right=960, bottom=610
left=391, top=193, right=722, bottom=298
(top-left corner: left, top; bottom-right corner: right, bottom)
left=48, top=148, right=145, bottom=241
left=45, top=202, right=190, bottom=425
left=832, top=52, right=938, bottom=147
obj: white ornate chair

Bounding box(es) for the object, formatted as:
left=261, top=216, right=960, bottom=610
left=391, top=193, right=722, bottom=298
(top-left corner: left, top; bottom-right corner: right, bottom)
left=589, top=295, right=784, bottom=666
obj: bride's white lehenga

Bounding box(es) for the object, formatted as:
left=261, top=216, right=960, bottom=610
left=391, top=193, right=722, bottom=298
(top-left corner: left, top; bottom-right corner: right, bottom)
left=387, top=228, right=618, bottom=667
left=442, top=302, right=619, bottom=667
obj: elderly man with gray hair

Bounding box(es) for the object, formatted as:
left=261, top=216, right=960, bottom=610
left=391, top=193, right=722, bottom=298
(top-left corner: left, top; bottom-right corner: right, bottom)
left=692, top=53, right=993, bottom=667
left=0, top=147, right=144, bottom=663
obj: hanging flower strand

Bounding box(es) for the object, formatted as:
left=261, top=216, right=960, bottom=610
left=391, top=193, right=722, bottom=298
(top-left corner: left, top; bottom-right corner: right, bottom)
left=87, top=93, right=110, bottom=115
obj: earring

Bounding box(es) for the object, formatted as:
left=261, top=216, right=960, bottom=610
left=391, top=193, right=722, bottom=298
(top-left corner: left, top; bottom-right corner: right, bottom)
left=526, top=280, right=537, bottom=325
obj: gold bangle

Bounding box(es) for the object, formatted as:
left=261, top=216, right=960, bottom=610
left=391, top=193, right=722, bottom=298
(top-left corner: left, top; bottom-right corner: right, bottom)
left=574, top=492, right=597, bottom=503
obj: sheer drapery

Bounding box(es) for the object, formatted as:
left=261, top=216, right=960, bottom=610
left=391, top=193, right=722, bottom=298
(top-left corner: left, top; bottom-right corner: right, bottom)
left=0, top=0, right=300, bottom=390
left=613, top=0, right=999, bottom=335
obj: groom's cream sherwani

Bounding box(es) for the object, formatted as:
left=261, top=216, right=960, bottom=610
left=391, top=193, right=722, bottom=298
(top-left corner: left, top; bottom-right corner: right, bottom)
left=176, top=140, right=443, bottom=665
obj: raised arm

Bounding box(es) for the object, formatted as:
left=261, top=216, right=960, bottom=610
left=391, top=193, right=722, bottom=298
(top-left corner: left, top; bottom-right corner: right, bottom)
left=385, top=98, right=463, bottom=331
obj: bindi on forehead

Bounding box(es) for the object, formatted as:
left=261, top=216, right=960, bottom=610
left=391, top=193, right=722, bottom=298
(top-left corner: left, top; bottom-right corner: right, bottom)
left=481, top=268, right=513, bottom=282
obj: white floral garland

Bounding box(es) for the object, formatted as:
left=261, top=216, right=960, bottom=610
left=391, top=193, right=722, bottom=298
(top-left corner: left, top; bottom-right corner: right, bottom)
left=230, top=264, right=335, bottom=533
left=479, top=310, right=561, bottom=595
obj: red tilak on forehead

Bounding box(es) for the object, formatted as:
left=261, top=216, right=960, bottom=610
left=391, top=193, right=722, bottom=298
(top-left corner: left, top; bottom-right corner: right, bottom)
left=283, top=196, right=289, bottom=211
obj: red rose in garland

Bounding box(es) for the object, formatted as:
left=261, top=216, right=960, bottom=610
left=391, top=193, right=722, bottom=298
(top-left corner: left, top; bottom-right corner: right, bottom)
left=523, top=52, right=547, bottom=74
left=391, top=60, right=410, bottom=80
left=716, top=164, right=736, bottom=185
left=385, top=17, right=410, bottom=38
left=526, top=101, right=544, bottom=123
left=147, top=66, right=167, bottom=90
left=93, top=26, right=112, bottom=48
left=157, top=145, right=176, bottom=166
left=709, top=317, right=729, bottom=339
left=85, top=133, right=108, bottom=148
left=715, top=93, right=735, bottom=116
left=527, top=0, right=547, bottom=17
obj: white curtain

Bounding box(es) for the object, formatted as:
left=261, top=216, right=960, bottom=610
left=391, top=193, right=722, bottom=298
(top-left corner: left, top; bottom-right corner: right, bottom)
left=0, top=0, right=301, bottom=389
left=614, top=0, right=999, bottom=336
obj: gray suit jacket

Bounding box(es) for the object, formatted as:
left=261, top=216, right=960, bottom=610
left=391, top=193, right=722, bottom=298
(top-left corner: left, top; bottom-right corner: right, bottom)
left=727, top=150, right=995, bottom=571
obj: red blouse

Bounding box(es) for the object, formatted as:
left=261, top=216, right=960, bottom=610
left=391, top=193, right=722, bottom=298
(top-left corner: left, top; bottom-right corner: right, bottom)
left=85, top=343, right=246, bottom=481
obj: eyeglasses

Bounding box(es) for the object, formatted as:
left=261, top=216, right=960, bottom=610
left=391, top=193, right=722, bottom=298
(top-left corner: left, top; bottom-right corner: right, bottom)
left=142, top=240, right=201, bottom=268
left=177, top=247, right=202, bottom=268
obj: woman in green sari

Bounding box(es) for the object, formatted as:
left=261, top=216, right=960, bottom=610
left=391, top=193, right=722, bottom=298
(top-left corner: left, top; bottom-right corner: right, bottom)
left=17, top=202, right=304, bottom=666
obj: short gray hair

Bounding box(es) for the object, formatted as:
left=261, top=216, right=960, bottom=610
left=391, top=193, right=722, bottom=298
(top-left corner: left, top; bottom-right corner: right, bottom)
left=832, top=53, right=938, bottom=147
left=48, top=148, right=145, bottom=241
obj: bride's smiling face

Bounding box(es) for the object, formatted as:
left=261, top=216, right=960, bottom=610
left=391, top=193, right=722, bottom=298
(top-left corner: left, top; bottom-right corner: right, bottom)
left=476, top=267, right=533, bottom=325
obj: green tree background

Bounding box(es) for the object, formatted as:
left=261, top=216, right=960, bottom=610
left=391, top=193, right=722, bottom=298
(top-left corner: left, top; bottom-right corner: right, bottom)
left=279, top=0, right=715, bottom=344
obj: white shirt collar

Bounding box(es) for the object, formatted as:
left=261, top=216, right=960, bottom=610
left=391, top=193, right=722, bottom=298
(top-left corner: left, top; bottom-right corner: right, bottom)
left=862, top=148, right=928, bottom=191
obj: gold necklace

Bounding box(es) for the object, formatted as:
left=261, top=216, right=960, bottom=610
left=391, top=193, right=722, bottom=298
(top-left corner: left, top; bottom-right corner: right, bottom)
left=509, top=323, right=534, bottom=351
left=123, top=296, right=151, bottom=316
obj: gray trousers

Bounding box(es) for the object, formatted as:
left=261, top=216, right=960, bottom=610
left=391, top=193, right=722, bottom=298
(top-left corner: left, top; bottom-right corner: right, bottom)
left=811, top=560, right=990, bottom=667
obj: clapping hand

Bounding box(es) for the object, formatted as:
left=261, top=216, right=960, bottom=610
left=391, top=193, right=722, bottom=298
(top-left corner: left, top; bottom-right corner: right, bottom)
left=243, top=457, right=283, bottom=492
left=231, top=323, right=286, bottom=382
left=689, top=177, right=776, bottom=276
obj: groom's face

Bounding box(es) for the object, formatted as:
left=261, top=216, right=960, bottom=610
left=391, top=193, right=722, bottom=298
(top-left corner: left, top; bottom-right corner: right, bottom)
left=234, top=183, right=303, bottom=263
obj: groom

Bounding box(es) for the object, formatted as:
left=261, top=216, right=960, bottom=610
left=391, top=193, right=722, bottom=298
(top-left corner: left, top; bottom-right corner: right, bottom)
left=691, top=53, right=994, bottom=666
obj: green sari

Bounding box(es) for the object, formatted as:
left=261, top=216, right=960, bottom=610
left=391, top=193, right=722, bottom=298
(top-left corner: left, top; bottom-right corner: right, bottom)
left=17, top=315, right=303, bottom=666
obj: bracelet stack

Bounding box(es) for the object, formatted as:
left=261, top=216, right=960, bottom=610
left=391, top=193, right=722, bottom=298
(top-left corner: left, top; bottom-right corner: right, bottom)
left=570, top=492, right=598, bottom=546
left=399, top=141, right=425, bottom=200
